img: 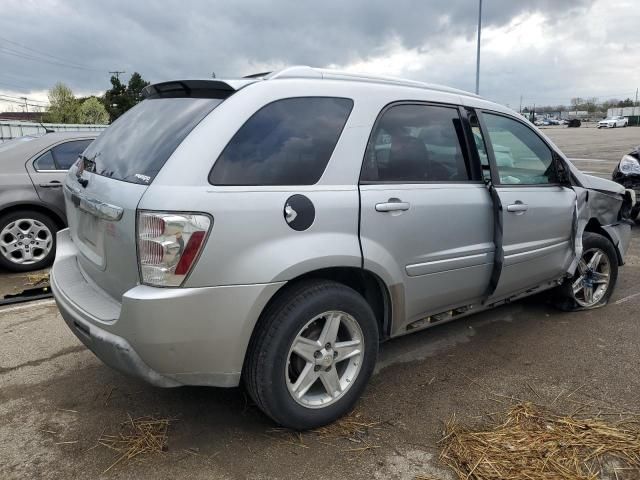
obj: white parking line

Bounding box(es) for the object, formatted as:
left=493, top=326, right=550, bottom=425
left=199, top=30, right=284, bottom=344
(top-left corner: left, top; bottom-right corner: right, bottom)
left=613, top=292, right=640, bottom=305
left=0, top=298, right=56, bottom=314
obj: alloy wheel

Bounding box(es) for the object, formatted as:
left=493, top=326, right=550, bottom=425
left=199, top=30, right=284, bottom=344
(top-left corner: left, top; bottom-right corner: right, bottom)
left=286, top=310, right=364, bottom=409
left=571, top=247, right=611, bottom=307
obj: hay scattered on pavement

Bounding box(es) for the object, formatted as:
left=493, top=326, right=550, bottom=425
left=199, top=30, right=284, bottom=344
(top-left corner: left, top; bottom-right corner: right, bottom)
left=265, top=410, right=383, bottom=454
left=25, top=272, right=50, bottom=286
left=439, top=402, right=640, bottom=480
left=98, top=415, right=172, bottom=473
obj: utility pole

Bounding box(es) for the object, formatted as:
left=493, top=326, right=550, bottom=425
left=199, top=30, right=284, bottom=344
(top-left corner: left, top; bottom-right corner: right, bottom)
left=20, top=96, right=28, bottom=113
left=109, top=71, right=125, bottom=80
left=519, top=95, right=523, bottom=114
left=475, top=0, right=482, bottom=95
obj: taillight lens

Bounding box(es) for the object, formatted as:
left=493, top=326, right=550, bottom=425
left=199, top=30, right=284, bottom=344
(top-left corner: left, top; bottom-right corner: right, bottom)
left=137, top=211, right=211, bottom=287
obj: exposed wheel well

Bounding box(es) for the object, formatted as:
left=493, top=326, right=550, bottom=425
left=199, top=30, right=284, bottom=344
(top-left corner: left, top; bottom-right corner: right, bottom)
left=261, top=267, right=391, bottom=342
left=0, top=204, right=65, bottom=230
left=584, top=218, right=622, bottom=265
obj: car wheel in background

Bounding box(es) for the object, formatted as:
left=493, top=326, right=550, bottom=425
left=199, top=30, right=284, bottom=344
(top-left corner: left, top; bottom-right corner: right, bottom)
left=244, top=279, right=378, bottom=430
left=555, top=232, right=618, bottom=310
left=0, top=210, right=57, bottom=272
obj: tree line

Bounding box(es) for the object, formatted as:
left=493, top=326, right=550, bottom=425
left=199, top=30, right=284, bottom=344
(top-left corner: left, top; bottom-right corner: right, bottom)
left=44, top=72, right=150, bottom=125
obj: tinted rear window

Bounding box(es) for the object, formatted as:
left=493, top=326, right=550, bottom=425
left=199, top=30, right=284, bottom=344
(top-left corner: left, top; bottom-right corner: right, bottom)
left=209, top=97, right=353, bottom=185
left=82, top=97, right=222, bottom=184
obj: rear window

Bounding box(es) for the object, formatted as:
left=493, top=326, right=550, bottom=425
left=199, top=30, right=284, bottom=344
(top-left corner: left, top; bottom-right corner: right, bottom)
left=81, top=97, right=222, bottom=184
left=209, top=97, right=353, bottom=185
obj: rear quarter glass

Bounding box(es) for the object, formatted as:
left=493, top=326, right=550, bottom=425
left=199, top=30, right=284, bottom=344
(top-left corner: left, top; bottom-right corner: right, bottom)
left=80, top=97, right=223, bottom=185
left=209, top=97, right=354, bottom=186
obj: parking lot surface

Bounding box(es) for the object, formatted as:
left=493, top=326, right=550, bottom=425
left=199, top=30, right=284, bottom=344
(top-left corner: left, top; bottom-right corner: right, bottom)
left=1, top=127, right=639, bottom=479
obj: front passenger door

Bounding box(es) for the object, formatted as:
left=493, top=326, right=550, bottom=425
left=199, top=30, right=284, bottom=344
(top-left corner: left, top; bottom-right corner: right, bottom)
left=476, top=111, right=575, bottom=299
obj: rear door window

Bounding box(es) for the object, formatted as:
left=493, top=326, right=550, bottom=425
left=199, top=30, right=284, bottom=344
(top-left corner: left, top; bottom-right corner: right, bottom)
left=81, top=97, right=223, bottom=184
left=33, top=150, right=56, bottom=170
left=361, top=104, right=471, bottom=182
left=209, top=97, right=353, bottom=185
left=51, top=139, right=93, bottom=169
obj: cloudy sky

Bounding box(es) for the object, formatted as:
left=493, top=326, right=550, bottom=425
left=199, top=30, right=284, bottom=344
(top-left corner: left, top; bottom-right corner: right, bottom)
left=1, top=0, right=638, bottom=113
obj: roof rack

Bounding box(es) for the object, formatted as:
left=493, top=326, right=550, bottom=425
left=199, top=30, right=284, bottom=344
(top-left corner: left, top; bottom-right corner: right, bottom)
left=264, top=66, right=478, bottom=98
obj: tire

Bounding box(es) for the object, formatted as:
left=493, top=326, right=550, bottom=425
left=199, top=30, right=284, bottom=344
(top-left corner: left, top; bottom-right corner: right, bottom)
left=631, top=204, right=640, bottom=224
left=244, top=279, right=379, bottom=430
left=0, top=210, right=57, bottom=272
left=555, top=232, right=618, bottom=310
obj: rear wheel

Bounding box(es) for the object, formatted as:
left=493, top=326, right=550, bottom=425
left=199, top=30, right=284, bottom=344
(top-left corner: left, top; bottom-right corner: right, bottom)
left=555, top=232, right=618, bottom=310
left=0, top=210, right=57, bottom=272
left=244, top=280, right=378, bottom=430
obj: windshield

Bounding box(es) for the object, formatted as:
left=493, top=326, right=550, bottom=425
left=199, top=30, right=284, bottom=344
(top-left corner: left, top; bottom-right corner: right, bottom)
left=81, top=97, right=223, bottom=184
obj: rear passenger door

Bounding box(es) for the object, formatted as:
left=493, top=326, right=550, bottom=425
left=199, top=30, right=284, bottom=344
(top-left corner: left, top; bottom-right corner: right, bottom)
left=27, top=139, right=93, bottom=215
left=474, top=111, right=575, bottom=299
left=359, top=103, right=494, bottom=333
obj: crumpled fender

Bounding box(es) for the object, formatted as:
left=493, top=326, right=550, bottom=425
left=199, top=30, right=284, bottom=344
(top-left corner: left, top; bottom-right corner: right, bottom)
left=567, top=186, right=631, bottom=277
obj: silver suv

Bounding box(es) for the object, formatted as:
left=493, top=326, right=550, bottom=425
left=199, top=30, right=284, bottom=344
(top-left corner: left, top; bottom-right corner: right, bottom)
left=51, top=67, right=633, bottom=429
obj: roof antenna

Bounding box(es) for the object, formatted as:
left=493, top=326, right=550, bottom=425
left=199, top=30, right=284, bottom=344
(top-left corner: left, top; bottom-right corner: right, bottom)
left=39, top=121, right=54, bottom=134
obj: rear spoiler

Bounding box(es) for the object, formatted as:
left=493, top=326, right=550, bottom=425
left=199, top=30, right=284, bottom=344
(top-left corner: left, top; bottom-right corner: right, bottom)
left=142, top=79, right=257, bottom=100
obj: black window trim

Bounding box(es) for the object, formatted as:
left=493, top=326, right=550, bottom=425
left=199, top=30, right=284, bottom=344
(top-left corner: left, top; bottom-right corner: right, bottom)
left=208, top=95, right=355, bottom=187
left=358, top=100, right=484, bottom=186
left=474, top=108, right=567, bottom=188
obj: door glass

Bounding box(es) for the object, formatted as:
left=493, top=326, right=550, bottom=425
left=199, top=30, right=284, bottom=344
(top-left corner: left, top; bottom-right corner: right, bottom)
left=483, top=113, right=557, bottom=185
left=52, top=139, right=93, bottom=170
left=361, top=104, right=471, bottom=182
left=33, top=150, right=56, bottom=171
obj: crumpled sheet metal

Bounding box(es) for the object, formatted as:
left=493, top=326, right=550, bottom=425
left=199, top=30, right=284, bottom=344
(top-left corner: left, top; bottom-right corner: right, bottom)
left=567, top=186, right=630, bottom=277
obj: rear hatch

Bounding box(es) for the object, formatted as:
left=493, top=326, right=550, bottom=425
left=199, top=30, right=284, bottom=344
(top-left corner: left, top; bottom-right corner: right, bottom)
left=63, top=81, right=234, bottom=300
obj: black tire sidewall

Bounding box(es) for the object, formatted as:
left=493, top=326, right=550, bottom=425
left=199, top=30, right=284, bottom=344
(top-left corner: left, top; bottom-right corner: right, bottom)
left=254, top=283, right=378, bottom=430
left=0, top=210, right=57, bottom=272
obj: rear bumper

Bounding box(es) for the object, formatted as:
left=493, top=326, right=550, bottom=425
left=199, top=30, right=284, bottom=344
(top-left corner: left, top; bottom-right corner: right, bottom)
left=51, top=228, right=284, bottom=388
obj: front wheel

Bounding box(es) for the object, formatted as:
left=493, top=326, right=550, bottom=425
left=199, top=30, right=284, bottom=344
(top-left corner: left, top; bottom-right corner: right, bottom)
left=555, top=232, right=618, bottom=310
left=244, top=280, right=379, bottom=430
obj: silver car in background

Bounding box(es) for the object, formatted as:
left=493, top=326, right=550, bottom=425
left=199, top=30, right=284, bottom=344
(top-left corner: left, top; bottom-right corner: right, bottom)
left=0, top=132, right=95, bottom=271
left=51, top=67, right=633, bottom=429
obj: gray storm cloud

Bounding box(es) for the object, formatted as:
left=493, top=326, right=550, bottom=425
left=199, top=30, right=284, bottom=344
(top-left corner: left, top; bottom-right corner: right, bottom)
left=0, top=0, right=594, bottom=95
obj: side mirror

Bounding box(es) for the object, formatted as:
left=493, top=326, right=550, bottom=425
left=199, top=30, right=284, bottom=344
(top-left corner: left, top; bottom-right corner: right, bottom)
left=554, top=155, right=572, bottom=185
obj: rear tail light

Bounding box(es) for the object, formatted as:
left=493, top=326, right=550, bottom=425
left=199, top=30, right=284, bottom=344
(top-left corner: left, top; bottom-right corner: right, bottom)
left=137, top=211, right=212, bottom=287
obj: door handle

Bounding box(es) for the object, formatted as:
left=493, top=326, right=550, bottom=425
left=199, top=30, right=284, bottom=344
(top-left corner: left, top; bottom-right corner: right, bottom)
left=375, top=200, right=410, bottom=212
left=507, top=202, right=528, bottom=213
left=39, top=181, right=62, bottom=188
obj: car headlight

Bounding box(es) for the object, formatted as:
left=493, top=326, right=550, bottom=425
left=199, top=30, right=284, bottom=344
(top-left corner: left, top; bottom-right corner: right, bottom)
left=619, top=155, right=640, bottom=175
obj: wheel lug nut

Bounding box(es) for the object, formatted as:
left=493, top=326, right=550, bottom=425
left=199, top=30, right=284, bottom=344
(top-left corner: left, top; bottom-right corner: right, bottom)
left=325, top=343, right=331, bottom=349
left=314, top=351, right=321, bottom=358
left=325, top=367, right=331, bottom=372
left=333, top=351, right=338, bottom=358
left=314, top=365, right=321, bottom=372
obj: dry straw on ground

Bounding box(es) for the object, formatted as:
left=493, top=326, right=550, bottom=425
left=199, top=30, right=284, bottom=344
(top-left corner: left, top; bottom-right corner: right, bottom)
left=25, top=272, right=50, bottom=286
left=98, top=415, right=172, bottom=473
left=438, top=402, right=640, bottom=480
